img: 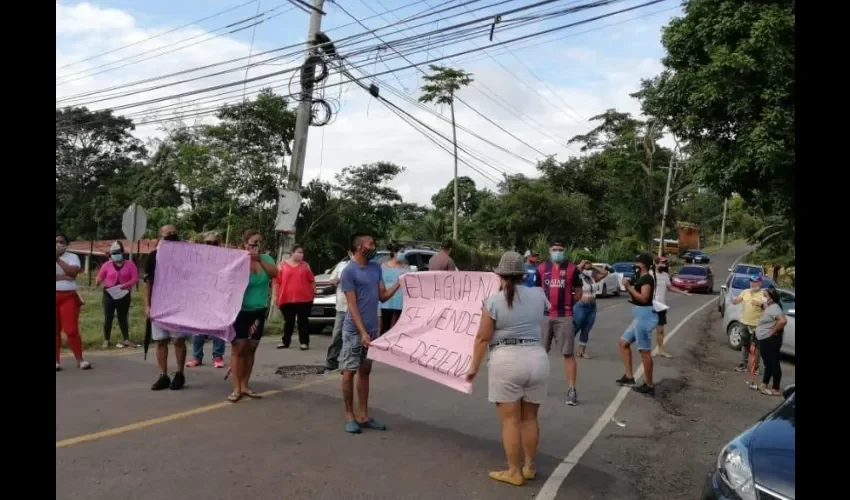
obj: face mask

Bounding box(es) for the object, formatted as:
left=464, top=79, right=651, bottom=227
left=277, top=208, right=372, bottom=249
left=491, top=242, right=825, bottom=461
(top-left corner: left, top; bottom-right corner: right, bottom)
left=550, top=251, right=565, bottom=263
left=291, top=252, right=303, bottom=262
left=659, top=266, right=669, bottom=273
left=163, top=234, right=179, bottom=242
left=362, top=247, right=377, bottom=261
left=111, top=253, right=124, bottom=263
left=57, top=243, right=67, bottom=254
left=396, top=252, right=406, bottom=263
left=583, top=270, right=593, bottom=277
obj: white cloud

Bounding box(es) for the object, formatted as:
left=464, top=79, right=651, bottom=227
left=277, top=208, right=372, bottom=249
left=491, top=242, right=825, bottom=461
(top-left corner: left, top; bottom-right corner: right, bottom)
left=55, top=1, right=673, bottom=206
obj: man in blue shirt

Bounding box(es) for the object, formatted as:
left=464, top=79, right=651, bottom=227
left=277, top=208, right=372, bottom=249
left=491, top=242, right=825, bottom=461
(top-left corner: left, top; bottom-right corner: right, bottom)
left=339, top=233, right=401, bottom=434
left=522, top=250, right=540, bottom=287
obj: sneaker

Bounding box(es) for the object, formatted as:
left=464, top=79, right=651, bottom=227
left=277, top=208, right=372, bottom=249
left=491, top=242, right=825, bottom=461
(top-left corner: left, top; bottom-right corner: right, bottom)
left=186, top=359, right=201, bottom=368
left=277, top=343, right=290, bottom=349
left=213, top=357, right=225, bottom=369
left=632, top=383, right=655, bottom=396
left=734, top=363, right=747, bottom=372
left=300, top=344, right=309, bottom=351
left=56, top=363, right=62, bottom=372
left=566, top=387, right=578, bottom=406
left=101, top=341, right=110, bottom=349
left=616, top=375, right=636, bottom=386
left=318, top=366, right=339, bottom=375
left=151, top=374, right=171, bottom=391
left=78, top=360, right=92, bottom=370
left=170, top=372, right=186, bottom=390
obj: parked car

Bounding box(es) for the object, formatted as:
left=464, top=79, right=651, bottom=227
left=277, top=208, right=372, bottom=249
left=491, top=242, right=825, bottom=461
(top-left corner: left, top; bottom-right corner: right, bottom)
left=719, top=274, right=777, bottom=315
left=309, top=248, right=438, bottom=332
left=672, top=265, right=715, bottom=293
left=612, top=262, right=636, bottom=291
left=722, top=287, right=795, bottom=357
left=684, top=250, right=710, bottom=264
left=701, top=384, right=795, bottom=500
left=589, top=263, right=621, bottom=297
left=728, top=263, right=764, bottom=277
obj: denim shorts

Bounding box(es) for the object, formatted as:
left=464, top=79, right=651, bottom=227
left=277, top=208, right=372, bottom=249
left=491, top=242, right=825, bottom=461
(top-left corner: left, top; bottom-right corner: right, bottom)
left=620, top=306, right=659, bottom=351
left=339, top=330, right=377, bottom=372
left=150, top=323, right=191, bottom=341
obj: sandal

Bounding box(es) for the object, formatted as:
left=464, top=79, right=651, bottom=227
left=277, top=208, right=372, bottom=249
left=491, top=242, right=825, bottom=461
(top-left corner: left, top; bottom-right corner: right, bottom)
left=241, top=390, right=263, bottom=399
left=578, top=352, right=591, bottom=359
left=227, top=392, right=242, bottom=403
left=488, top=470, right=524, bottom=486
left=522, top=465, right=537, bottom=480
left=761, top=388, right=780, bottom=396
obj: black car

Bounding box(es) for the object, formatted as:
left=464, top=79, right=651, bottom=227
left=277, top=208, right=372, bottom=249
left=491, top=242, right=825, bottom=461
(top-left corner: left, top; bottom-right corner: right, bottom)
left=702, top=385, right=795, bottom=500
left=684, top=250, right=711, bottom=264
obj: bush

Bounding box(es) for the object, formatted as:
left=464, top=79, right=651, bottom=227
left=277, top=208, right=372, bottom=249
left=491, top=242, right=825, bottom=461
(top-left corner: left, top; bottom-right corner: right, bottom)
left=454, top=243, right=501, bottom=271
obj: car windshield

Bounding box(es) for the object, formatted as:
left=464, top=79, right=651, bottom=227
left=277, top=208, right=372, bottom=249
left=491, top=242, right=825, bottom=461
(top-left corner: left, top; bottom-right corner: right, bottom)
left=613, top=263, right=633, bottom=272
left=734, top=265, right=762, bottom=276
left=679, top=266, right=707, bottom=276
left=730, top=276, right=776, bottom=290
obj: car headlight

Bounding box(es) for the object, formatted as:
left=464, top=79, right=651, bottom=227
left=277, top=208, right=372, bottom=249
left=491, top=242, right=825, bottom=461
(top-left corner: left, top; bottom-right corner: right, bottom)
left=717, top=438, right=756, bottom=500
left=697, top=280, right=707, bottom=284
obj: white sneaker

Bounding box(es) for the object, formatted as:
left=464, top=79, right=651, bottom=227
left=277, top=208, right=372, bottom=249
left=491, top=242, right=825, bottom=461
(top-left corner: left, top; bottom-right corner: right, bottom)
left=78, top=360, right=92, bottom=370
left=299, top=344, right=309, bottom=351
left=56, top=363, right=62, bottom=372
left=102, top=341, right=110, bottom=349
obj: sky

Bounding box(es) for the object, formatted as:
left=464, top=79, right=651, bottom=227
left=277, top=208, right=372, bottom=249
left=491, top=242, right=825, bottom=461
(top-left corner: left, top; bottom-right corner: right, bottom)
left=56, top=0, right=683, bottom=206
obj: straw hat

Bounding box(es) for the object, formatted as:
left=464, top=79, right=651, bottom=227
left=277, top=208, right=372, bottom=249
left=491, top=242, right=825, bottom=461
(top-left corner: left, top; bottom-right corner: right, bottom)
left=494, top=251, right=525, bottom=276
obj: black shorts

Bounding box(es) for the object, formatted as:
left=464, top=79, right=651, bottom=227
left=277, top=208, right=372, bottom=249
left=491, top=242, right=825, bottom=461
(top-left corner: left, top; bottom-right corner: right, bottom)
left=234, top=308, right=267, bottom=343
left=656, top=310, right=668, bottom=326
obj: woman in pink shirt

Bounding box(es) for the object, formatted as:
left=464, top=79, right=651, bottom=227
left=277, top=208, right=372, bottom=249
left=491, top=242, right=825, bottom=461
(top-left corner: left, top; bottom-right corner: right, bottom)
left=95, top=241, right=139, bottom=348
left=274, top=245, right=315, bottom=350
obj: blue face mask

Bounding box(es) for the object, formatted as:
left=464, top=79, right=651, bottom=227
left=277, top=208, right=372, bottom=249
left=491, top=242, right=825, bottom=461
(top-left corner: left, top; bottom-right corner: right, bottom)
left=111, top=253, right=124, bottom=263
left=550, top=251, right=565, bottom=263
left=396, top=252, right=406, bottom=263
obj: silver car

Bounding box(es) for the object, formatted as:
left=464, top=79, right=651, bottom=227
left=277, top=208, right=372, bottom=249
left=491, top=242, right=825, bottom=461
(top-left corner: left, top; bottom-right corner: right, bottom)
left=718, top=273, right=776, bottom=315
left=722, top=287, right=795, bottom=357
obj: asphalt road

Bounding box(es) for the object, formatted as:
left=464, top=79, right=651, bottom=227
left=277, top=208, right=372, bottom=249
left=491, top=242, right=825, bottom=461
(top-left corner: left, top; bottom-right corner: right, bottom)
left=56, top=244, right=772, bottom=500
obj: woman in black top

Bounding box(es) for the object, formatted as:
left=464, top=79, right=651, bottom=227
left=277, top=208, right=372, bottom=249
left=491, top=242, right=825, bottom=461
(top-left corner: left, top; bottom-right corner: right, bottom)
left=616, top=253, right=658, bottom=396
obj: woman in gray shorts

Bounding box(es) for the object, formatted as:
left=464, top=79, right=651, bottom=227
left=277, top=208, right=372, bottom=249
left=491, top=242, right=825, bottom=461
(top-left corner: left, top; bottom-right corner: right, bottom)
left=467, top=251, right=550, bottom=487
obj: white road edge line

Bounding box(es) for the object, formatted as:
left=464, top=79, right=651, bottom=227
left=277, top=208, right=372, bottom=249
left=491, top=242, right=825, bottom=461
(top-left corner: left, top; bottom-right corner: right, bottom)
left=534, top=249, right=750, bottom=500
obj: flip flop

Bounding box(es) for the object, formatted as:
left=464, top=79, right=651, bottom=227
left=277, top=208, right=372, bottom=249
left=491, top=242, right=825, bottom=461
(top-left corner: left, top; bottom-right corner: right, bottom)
left=358, top=418, right=387, bottom=431
left=578, top=352, right=591, bottom=359
left=488, top=470, right=524, bottom=486
left=761, top=388, right=780, bottom=396
left=242, top=390, right=263, bottom=399
left=344, top=420, right=362, bottom=434
left=522, top=465, right=537, bottom=480
left=227, top=392, right=242, bottom=403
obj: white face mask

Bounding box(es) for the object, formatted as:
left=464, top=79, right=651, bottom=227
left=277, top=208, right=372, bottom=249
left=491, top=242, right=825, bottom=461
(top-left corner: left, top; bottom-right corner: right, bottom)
left=56, top=243, right=67, bottom=254
left=583, top=270, right=594, bottom=277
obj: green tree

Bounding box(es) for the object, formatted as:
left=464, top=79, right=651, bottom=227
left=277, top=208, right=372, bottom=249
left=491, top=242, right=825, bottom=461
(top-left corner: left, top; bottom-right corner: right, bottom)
left=335, top=162, right=405, bottom=239
left=637, top=0, right=795, bottom=239
left=430, top=176, right=483, bottom=218
left=419, top=65, right=473, bottom=240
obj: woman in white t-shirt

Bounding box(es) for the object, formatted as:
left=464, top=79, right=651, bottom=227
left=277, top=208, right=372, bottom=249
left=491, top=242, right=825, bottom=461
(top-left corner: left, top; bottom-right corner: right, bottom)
left=56, top=233, right=91, bottom=371
left=653, top=257, right=690, bottom=358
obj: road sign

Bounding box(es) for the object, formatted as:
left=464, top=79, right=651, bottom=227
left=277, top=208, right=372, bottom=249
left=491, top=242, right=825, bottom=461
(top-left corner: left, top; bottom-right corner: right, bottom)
left=122, top=203, right=148, bottom=242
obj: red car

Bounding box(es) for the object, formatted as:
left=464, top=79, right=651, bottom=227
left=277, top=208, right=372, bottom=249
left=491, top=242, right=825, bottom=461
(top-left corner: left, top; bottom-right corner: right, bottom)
left=672, top=265, right=714, bottom=293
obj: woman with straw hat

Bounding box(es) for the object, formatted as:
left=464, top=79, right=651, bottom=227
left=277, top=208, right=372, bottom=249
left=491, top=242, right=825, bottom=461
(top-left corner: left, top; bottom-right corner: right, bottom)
left=467, top=251, right=550, bottom=487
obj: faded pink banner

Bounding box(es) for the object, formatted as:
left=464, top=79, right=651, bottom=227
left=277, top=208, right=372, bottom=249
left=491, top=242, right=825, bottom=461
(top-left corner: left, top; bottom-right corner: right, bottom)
left=150, top=241, right=250, bottom=342
left=368, top=271, right=501, bottom=394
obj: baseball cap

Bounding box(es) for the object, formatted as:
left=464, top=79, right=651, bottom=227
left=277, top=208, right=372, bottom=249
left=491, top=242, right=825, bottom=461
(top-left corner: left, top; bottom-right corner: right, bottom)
left=749, top=275, right=763, bottom=282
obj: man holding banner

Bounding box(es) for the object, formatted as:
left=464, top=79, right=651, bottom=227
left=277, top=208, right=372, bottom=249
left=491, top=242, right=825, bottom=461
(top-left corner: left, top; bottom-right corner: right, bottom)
left=339, top=233, right=401, bottom=434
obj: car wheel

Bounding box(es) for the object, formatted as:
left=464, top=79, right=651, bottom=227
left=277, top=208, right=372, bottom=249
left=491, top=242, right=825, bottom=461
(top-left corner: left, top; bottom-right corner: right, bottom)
left=613, top=283, right=621, bottom=297
left=727, top=322, right=744, bottom=351
left=602, top=284, right=608, bottom=297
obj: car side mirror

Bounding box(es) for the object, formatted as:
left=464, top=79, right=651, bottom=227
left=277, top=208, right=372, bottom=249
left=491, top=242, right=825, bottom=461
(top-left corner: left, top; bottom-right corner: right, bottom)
left=782, top=384, right=795, bottom=400
left=787, top=309, right=795, bottom=317
left=727, top=268, right=732, bottom=272
left=720, top=285, right=727, bottom=292
left=409, top=265, right=418, bottom=272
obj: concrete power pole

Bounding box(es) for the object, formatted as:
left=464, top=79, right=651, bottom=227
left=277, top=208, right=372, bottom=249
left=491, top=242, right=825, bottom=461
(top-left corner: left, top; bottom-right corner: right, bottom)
left=720, top=197, right=728, bottom=247
left=449, top=93, right=459, bottom=241
left=275, top=0, right=326, bottom=262
left=658, top=153, right=675, bottom=257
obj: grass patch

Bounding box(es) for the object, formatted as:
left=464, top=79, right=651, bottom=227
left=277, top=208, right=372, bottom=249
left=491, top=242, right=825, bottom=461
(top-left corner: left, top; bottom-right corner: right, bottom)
left=68, top=277, right=282, bottom=351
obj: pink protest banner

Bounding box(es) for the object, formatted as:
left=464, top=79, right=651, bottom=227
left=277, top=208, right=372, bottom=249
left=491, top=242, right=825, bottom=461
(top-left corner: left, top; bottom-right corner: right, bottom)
left=368, top=271, right=500, bottom=393
left=150, top=241, right=250, bottom=342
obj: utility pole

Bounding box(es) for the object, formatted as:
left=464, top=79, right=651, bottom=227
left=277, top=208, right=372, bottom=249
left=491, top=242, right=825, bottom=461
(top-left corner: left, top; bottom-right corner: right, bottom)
left=720, top=197, right=728, bottom=247
left=275, top=0, right=326, bottom=262
left=449, top=91, right=459, bottom=241
left=658, top=153, right=675, bottom=257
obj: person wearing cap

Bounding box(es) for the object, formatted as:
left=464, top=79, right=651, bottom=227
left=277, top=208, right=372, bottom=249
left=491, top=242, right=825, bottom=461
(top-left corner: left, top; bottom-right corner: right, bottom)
left=731, top=275, right=766, bottom=379
left=535, top=241, right=583, bottom=406
left=95, top=240, right=139, bottom=349
left=466, top=251, right=550, bottom=487
left=185, top=231, right=227, bottom=368
left=521, top=250, right=539, bottom=287
left=653, top=256, right=690, bottom=358
left=617, top=253, right=658, bottom=396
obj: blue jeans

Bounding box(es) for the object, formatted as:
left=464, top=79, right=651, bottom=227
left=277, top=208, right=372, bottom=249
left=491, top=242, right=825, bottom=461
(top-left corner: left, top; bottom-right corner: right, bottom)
left=192, top=335, right=225, bottom=362
left=621, top=306, right=659, bottom=351
left=573, top=301, right=597, bottom=346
